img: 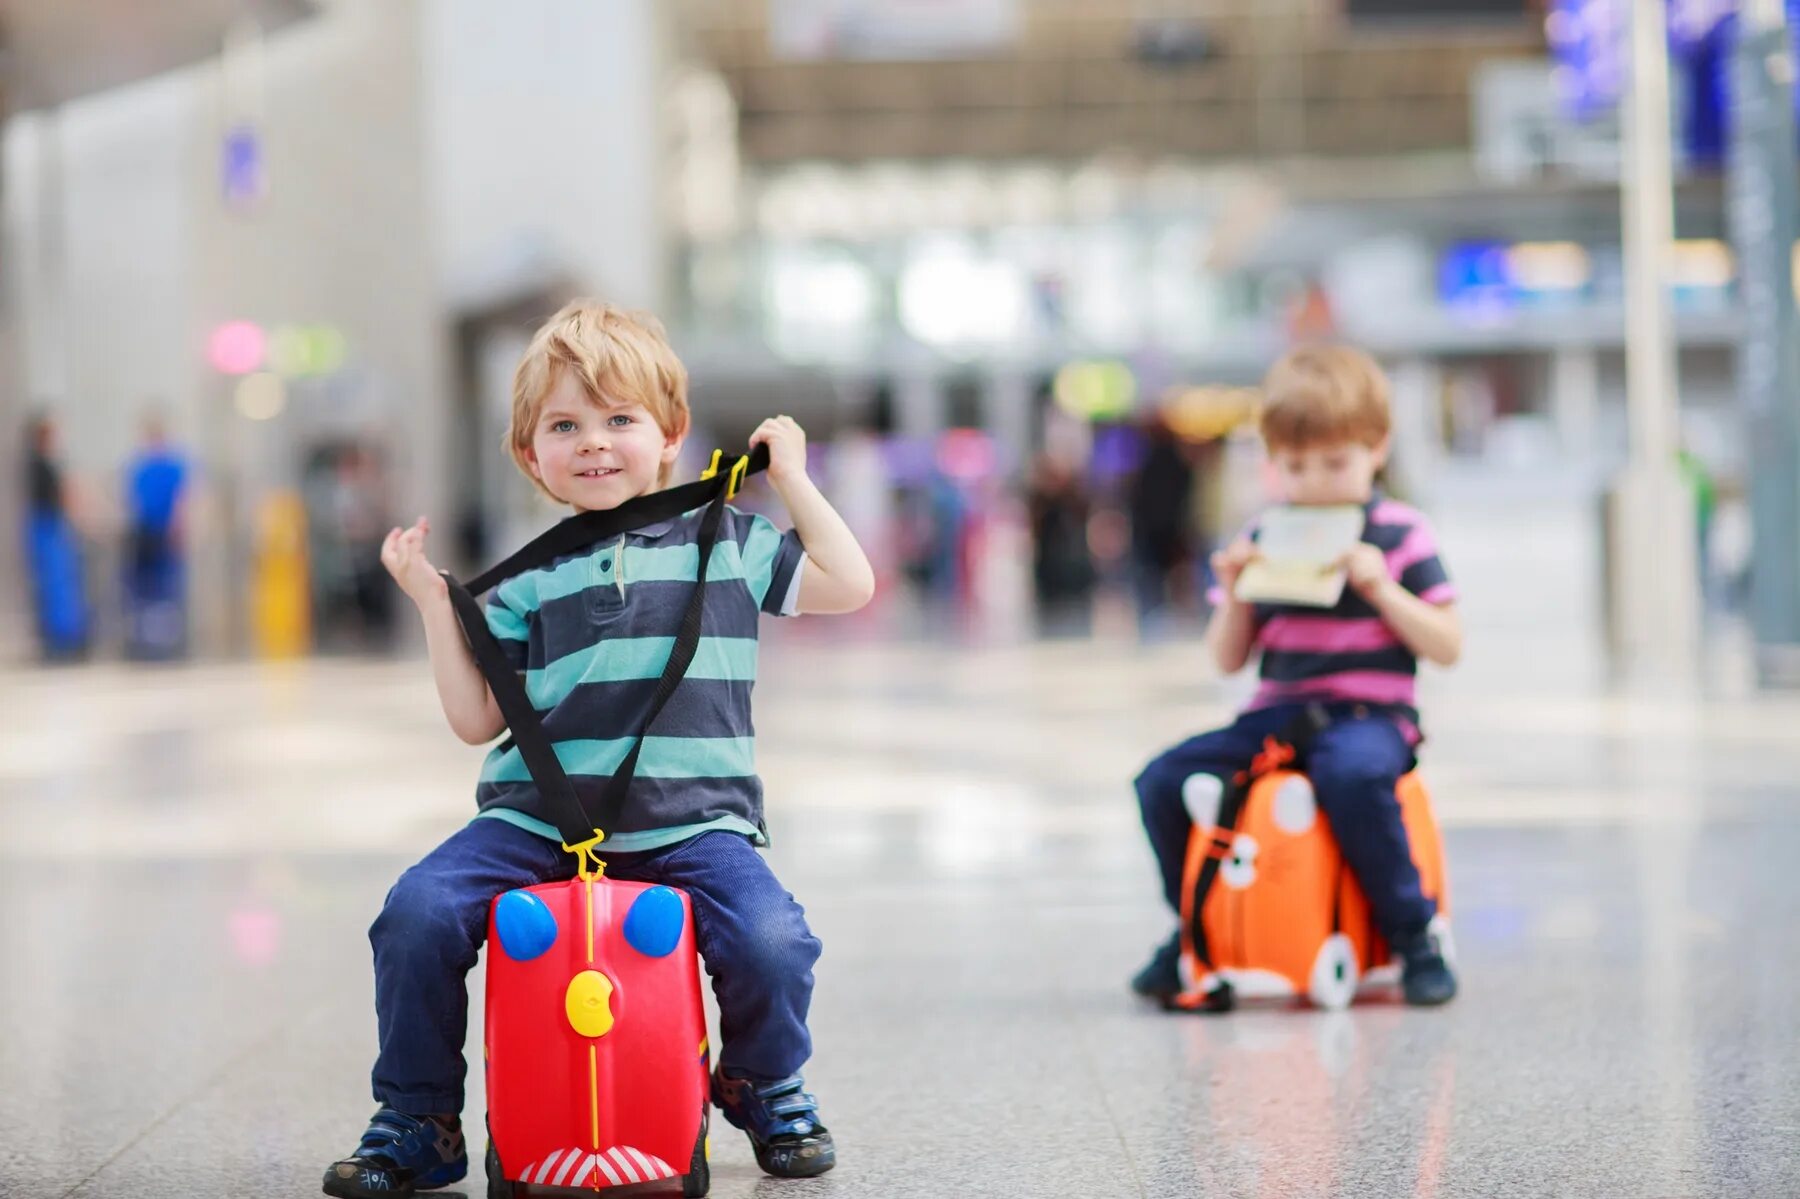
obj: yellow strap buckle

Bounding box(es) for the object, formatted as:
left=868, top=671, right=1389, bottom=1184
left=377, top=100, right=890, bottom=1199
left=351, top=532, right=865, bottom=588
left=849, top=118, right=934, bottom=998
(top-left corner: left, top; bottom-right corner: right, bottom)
left=561, top=830, right=607, bottom=880
left=699, top=449, right=749, bottom=501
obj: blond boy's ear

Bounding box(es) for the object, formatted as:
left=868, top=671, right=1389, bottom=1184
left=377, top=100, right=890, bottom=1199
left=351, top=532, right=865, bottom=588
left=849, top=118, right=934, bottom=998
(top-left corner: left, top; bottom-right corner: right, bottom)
left=1369, top=436, right=1392, bottom=470
left=659, top=414, right=690, bottom=468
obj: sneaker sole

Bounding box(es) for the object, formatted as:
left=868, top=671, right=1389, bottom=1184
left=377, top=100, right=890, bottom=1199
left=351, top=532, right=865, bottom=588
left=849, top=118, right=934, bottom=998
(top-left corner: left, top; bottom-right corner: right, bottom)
left=752, top=1136, right=836, bottom=1179
left=321, top=1160, right=466, bottom=1199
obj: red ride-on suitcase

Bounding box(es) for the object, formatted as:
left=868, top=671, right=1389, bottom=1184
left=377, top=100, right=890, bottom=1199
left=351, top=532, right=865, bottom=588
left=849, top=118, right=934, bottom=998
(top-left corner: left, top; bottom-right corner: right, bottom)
left=485, top=869, right=710, bottom=1196
left=445, top=448, right=774, bottom=1198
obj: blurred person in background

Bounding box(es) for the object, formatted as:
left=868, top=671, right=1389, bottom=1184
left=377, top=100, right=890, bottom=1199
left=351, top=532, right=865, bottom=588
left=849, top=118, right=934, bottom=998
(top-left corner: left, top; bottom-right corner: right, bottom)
left=304, top=440, right=397, bottom=652
left=1027, top=449, right=1095, bottom=636
left=1130, top=346, right=1462, bottom=1008
left=900, top=457, right=969, bottom=606
left=21, top=412, right=91, bottom=661
left=121, top=411, right=191, bottom=659
left=1677, top=441, right=1717, bottom=611
left=1127, top=413, right=1196, bottom=636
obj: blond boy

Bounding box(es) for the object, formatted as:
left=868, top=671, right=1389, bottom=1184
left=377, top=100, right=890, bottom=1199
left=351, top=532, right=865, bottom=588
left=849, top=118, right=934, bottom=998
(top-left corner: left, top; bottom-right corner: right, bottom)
left=325, top=302, right=872, bottom=1198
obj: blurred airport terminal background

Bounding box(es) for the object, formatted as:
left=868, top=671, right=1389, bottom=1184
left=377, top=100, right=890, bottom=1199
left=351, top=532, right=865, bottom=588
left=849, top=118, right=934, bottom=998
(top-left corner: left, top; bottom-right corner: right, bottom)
left=4, top=3, right=1800, bottom=1196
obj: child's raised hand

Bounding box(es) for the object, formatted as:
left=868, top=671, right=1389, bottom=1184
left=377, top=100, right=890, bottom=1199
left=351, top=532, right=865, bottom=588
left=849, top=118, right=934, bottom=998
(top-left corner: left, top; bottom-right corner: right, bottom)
left=1210, top=537, right=1259, bottom=595
left=1336, top=541, right=1391, bottom=598
left=749, top=415, right=808, bottom=486
left=380, top=517, right=447, bottom=606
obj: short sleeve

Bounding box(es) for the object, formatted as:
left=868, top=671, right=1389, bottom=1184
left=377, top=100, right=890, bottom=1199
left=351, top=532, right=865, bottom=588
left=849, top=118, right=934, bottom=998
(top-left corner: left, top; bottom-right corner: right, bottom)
left=1389, top=514, right=1457, bottom=605
left=484, top=589, right=531, bottom=672
left=735, top=509, right=807, bottom=617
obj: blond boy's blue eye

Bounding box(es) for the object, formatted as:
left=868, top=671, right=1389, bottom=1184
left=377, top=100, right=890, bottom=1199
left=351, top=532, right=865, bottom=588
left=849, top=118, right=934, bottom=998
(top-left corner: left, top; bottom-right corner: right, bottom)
left=609, top=414, right=633, bottom=426
left=552, top=420, right=576, bottom=433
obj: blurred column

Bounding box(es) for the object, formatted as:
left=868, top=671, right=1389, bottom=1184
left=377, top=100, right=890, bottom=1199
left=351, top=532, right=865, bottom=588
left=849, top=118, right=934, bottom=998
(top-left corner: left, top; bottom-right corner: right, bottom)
left=986, top=368, right=1032, bottom=479
left=1387, top=357, right=1445, bottom=505
left=897, top=372, right=944, bottom=442
left=0, top=93, right=20, bottom=657
left=1731, top=0, right=1800, bottom=686
left=1616, top=0, right=1699, bottom=681
left=1, top=112, right=71, bottom=658
left=1549, top=347, right=1601, bottom=460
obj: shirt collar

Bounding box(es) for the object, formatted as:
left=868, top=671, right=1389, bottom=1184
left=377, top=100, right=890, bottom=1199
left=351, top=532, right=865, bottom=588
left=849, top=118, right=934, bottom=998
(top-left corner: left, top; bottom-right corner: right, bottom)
left=624, top=516, right=680, bottom=541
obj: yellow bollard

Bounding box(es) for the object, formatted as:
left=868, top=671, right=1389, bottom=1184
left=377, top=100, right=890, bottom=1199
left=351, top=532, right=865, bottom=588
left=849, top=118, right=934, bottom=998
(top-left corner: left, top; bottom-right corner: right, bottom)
left=251, top=491, right=311, bottom=659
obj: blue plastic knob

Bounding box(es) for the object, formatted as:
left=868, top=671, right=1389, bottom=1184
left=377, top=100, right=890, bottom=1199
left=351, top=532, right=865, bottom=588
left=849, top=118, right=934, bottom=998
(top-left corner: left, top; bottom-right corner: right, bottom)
left=494, top=889, right=558, bottom=961
left=622, top=886, right=685, bottom=958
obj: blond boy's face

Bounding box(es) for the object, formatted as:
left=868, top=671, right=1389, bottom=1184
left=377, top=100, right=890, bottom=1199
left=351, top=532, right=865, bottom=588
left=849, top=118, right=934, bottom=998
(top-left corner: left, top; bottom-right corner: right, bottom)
left=1269, top=437, right=1387, bottom=506
left=522, top=371, right=685, bottom=512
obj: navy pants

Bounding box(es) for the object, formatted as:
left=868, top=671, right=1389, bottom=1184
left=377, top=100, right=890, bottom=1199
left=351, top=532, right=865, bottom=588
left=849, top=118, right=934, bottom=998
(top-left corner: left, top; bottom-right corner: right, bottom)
left=369, top=821, right=821, bottom=1115
left=1135, top=704, right=1435, bottom=943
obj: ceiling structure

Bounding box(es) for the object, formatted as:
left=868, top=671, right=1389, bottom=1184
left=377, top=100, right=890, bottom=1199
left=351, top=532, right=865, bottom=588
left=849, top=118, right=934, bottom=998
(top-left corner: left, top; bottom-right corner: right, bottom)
left=677, top=0, right=1546, bottom=164
left=0, top=0, right=315, bottom=110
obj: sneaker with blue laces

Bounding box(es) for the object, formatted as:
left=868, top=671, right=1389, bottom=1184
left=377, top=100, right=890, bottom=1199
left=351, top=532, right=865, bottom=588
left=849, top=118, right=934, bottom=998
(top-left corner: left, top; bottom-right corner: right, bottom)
left=711, top=1067, right=836, bottom=1178
left=322, top=1108, right=467, bottom=1198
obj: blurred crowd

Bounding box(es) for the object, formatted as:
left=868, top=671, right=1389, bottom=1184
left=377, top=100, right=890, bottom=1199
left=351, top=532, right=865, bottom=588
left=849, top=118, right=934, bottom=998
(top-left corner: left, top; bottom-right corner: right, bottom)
left=19, top=402, right=1257, bottom=662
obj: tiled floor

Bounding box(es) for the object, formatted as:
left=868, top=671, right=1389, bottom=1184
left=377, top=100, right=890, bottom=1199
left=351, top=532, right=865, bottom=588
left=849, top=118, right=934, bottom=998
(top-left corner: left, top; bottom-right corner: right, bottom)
left=5, top=623, right=1799, bottom=1199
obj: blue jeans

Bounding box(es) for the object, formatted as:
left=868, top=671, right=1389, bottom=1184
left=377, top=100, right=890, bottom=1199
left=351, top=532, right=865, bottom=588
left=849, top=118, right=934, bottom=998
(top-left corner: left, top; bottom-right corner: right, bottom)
left=1134, top=704, right=1436, bottom=943
left=369, top=821, right=821, bottom=1115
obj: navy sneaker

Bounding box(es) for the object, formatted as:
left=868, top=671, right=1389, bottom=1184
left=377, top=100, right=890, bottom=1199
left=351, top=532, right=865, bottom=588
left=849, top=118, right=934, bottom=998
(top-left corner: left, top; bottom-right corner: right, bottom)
left=711, top=1068, right=836, bottom=1178
left=322, top=1108, right=466, bottom=1198
left=1129, top=932, right=1183, bottom=1001
left=1394, top=925, right=1458, bottom=1007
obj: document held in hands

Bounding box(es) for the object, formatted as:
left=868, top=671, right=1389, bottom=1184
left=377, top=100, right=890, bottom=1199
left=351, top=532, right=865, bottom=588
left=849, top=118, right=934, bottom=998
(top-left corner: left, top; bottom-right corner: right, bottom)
left=1233, top=504, right=1366, bottom=608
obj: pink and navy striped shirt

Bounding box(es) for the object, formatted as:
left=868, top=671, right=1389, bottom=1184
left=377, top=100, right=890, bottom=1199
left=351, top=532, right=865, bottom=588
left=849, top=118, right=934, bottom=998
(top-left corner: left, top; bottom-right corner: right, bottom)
left=1222, top=495, right=1456, bottom=737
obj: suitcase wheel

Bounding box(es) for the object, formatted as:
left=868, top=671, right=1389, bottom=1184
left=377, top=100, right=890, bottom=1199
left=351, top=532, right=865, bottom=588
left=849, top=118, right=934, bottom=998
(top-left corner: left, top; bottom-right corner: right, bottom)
left=1307, top=933, right=1359, bottom=1011
left=681, top=1112, right=711, bottom=1197
left=485, top=1135, right=516, bottom=1199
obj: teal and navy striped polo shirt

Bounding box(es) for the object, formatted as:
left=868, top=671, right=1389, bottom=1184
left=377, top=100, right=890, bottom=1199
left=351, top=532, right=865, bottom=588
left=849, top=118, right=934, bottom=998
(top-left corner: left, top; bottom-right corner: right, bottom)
left=474, top=504, right=806, bottom=852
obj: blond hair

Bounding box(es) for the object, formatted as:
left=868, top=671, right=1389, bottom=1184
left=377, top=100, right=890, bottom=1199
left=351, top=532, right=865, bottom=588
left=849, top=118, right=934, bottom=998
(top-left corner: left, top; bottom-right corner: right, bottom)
left=506, top=300, right=691, bottom=497
left=1259, top=345, right=1391, bottom=451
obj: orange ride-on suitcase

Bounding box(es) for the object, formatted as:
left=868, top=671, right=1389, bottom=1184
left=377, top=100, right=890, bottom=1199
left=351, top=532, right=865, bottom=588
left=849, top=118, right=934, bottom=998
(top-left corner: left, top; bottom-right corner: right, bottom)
left=446, top=447, right=773, bottom=1196
left=1168, top=718, right=1451, bottom=1013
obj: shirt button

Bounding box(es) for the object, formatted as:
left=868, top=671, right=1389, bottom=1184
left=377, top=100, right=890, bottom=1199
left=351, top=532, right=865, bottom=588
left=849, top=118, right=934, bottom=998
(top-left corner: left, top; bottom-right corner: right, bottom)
left=598, top=558, right=611, bottom=574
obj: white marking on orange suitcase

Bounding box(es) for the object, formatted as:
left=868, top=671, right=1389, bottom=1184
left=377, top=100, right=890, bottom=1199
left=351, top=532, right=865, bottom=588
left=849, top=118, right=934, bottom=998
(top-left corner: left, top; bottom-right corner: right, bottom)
left=1219, top=833, right=1260, bottom=889
left=1207, top=967, right=1295, bottom=999
left=1180, top=773, right=1223, bottom=826
left=1271, top=776, right=1317, bottom=833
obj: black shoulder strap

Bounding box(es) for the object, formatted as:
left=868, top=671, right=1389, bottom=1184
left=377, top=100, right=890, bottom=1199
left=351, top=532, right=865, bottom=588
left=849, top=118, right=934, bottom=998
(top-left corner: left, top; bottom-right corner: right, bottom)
left=443, top=447, right=769, bottom=847
left=1185, top=771, right=1254, bottom=973
left=464, top=450, right=765, bottom=595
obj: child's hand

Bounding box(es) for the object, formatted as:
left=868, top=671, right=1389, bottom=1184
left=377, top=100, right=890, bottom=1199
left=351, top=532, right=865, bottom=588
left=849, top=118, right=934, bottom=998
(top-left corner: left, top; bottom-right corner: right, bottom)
left=749, top=416, right=808, bottom=487
left=1336, top=541, right=1391, bottom=598
left=1210, top=537, right=1259, bottom=596
left=380, top=517, right=448, bottom=606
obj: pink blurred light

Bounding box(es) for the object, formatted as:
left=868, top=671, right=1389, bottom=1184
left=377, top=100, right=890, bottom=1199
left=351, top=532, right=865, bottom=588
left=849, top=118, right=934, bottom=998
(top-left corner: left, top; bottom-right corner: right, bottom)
left=209, top=321, right=267, bottom=375
left=228, top=905, right=283, bottom=967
